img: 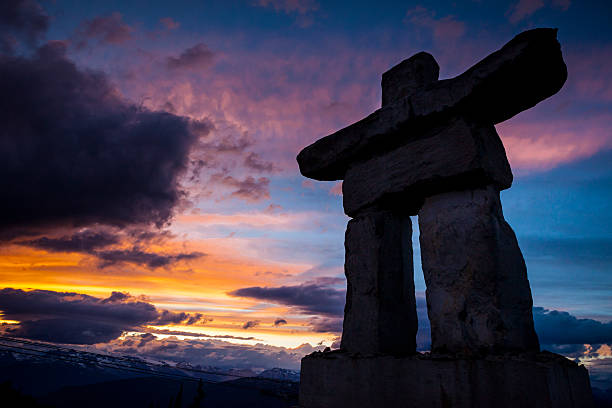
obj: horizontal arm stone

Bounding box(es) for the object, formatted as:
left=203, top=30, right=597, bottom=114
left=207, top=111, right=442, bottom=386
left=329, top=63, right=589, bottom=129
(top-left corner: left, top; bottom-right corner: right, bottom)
left=342, top=118, right=512, bottom=217
left=297, top=28, right=567, bottom=181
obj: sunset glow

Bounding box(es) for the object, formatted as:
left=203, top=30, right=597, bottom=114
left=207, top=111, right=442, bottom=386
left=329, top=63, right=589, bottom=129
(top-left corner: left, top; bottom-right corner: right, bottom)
left=0, top=0, right=610, bottom=390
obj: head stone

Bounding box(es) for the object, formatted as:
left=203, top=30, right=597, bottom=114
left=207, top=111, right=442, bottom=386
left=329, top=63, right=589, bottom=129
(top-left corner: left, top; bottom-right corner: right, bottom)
left=381, top=52, right=439, bottom=107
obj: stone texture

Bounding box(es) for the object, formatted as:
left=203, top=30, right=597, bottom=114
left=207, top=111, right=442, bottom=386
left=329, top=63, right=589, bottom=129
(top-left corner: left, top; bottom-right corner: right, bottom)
left=418, top=186, right=539, bottom=355
left=381, top=52, right=439, bottom=107
left=297, top=28, right=567, bottom=181
left=341, top=211, right=417, bottom=355
left=342, top=118, right=512, bottom=217
left=299, top=351, right=594, bottom=408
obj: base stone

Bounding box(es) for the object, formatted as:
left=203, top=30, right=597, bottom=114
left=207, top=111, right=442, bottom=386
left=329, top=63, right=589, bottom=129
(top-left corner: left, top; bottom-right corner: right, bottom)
left=299, top=351, right=593, bottom=408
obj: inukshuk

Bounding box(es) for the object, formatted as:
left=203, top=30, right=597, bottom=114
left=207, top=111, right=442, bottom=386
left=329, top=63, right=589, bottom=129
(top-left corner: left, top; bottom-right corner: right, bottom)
left=297, top=28, right=594, bottom=408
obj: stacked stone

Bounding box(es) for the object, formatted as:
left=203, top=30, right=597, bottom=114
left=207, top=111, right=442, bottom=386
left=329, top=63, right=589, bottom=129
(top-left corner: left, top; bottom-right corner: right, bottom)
left=297, top=28, right=595, bottom=408
left=297, top=28, right=567, bottom=357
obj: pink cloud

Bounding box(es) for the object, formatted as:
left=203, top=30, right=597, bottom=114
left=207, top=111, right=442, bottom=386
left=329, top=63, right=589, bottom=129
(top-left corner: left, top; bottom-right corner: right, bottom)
left=160, top=17, right=180, bottom=30
left=166, top=43, right=215, bottom=70
left=507, top=0, right=545, bottom=23
left=75, top=12, right=134, bottom=46
left=73, top=23, right=610, bottom=206
left=507, top=0, right=571, bottom=23
left=566, top=48, right=612, bottom=102
left=405, top=6, right=465, bottom=42
left=302, top=180, right=314, bottom=189
left=498, top=114, right=612, bottom=173
left=328, top=182, right=342, bottom=196
left=210, top=173, right=271, bottom=202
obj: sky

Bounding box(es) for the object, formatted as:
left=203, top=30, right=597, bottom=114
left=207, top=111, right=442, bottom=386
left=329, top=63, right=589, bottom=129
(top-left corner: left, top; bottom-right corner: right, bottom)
left=0, top=0, right=611, bottom=386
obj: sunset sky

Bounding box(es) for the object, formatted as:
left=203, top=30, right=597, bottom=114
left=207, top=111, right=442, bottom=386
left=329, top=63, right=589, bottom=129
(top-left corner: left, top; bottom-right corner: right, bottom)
left=0, top=0, right=611, bottom=386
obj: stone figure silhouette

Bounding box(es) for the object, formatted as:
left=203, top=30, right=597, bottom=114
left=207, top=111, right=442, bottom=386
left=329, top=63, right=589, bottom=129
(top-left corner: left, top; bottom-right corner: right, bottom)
left=297, top=28, right=595, bottom=408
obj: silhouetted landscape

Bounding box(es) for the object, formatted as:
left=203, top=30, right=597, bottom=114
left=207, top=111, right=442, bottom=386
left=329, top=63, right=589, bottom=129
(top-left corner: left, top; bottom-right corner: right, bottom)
left=0, top=349, right=298, bottom=408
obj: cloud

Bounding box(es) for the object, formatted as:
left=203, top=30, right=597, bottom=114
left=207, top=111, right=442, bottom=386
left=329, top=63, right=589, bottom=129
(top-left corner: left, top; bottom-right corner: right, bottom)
left=167, top=43, right=215, bottom=71
left=0, top=42, right=209, bottom=237
left=20, top=230, right=120, bottom=252
left=147, top=328, right=258, bottom=341
left=74, top=12, right=133, bottom=46
left=404, top=6, right=465, bottom=42
left=228, top=282, right=345, bottom=316
left=273, top=318, right=287, bottom=326
left=242, top=320, right=260, bottom=329
left=244, top=152, right=276, bottom=172
left=96, top=334, right=325, bottom=370
left=507, top=0, right=572, bottom=23
left=0, top=0, right=48, bottom=52
left=210, top=173, right=271, bottom=202
left=155, top=310, right=207, bottom=326
left=308, top=316, right=342, bottom=333
left=255, top=0, right=319, bottom=15
left=498, top=114, right=612, bottom=172
left=414, top=301, right=612, bottom=353
left=0, top=288, right=205, bottom=344
left=96, top=248, right=205, bottom=269
left=263, top=204, right=283, bottom=214
left=534, top=307, right=612, bottom=346
left=159, top=17, right=180, bottom=30
left=17, top=228, right=205, bottom=269
left=507, top=0, right=545, bottom=23
left=137, top=332, right=156, bottom=347
left=328, top=181, right=342, bottom=196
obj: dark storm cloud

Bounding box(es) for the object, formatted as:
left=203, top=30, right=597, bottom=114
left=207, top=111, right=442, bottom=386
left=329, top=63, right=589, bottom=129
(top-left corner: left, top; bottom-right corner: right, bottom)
left=10, top=319, right=126, bottom=344
left=308, top=317, right=342, bottom=333
left=155, top=310, right=205, bottom=325
left=274, top=318, right=287, bottom=326
left=167, top=43, right=215, bottom=70
left=0, top=42, right=209, bottom=236
left=21, top=230, right=120, bottom=252
left=229, top=283, right=345, bottom=316
left=96, top=248, right=205, bottom=269
left=534, top=307, right=612, bottom=346
left=101, top=291, right=131, bottom=303
left=17, top=229, right=205, bottom=269
left=242, top=320, right=260, bottom=329
left=0, top=288, right=205, bottom=344
left=137, top=332, right=156, bottom=347
left=0, top=0, right=48, bottom=52
left=74, top=12, right=133, bottom=46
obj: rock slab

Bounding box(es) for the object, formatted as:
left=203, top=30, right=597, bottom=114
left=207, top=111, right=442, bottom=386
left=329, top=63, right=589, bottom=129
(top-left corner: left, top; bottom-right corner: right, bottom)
left=381, top=52, right=439, bottom=107
left=299, top=351, right=594, bottom=408
left=418, top=186, right=539, bottom=354
left=342, top=118, right=512, bottom=217
left=297, top=28, right=567, bottom=181
left=341, top=211, right=417, bottom=355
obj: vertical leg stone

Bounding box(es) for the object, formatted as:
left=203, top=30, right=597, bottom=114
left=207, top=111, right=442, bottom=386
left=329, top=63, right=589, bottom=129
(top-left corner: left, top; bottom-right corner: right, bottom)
left=341, top=210, right=417, bottom=355
left=418, top=186, right=539, bottom=355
